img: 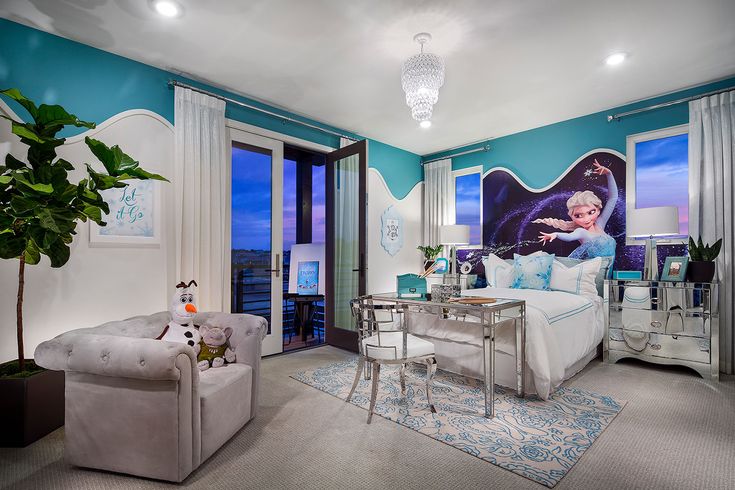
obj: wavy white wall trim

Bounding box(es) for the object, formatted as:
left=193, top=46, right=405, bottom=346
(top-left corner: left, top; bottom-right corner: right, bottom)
left=368, top=170, right=423, bottom=294
left=65, top=109, right=173, bottom=143
left=0, top=98, right=21, bottom=121
left=481, top=148, right=626, bottom=192
left=369, top=167, right=423, bottom=202
left=0, top=98, right=173, bottom=139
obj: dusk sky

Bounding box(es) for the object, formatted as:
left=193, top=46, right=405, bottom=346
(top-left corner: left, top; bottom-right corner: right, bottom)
left=635, top=133, right=688, bottom=236
left=455, top=173, right=482, bottom=244
left=232, top=147, right=325, bottom=252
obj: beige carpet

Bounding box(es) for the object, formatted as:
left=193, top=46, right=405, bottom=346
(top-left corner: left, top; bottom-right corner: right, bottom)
left=1, top=346, right=734, bottom=489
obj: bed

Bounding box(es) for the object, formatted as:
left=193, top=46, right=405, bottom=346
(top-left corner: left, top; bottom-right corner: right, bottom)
left=408, top=286, right=605, bottom=400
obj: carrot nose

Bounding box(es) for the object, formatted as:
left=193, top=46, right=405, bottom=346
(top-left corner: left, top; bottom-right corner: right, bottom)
left=185, top=303, right=197, bottom=313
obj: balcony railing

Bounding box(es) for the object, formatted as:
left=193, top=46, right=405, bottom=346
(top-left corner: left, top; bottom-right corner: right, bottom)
left=232, top=255, right=324, bottom=344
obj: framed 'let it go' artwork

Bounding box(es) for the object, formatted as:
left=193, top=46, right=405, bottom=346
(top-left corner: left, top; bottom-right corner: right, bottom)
left=89, top=180, right=161, bottom=247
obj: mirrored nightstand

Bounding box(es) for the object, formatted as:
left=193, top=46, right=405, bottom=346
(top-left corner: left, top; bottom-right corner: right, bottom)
left=603, top=279, right=719, bottom=380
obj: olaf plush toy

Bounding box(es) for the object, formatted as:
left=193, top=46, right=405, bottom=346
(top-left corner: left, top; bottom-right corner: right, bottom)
left=156, top=280, right=201, bottom=356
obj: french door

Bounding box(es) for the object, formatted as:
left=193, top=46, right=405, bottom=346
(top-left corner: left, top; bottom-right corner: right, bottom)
left=325, top=139, right=368, bottom=351
left=228, top=128, right=284, bottom=356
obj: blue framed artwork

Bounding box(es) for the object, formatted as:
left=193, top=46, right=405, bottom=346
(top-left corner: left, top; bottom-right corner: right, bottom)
left=661, top=256, right=688, bottom=282
left=297, top=261, right=320, bottom=295
left=380, top=205, right=403, bottom=256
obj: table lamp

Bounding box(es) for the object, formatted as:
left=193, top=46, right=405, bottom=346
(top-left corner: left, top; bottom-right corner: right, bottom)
left=440, top=224, right=470, bottom=274
left=627, top=206, right=680, bottom=280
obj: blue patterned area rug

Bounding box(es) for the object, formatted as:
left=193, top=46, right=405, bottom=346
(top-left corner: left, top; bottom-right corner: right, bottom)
left=292, top=359, right=626, bottom=487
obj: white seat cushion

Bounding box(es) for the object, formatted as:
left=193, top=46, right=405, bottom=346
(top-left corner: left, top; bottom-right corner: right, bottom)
left=199, top=363, right=253, bottom=461
left=362, top=331, right=435, bottom=360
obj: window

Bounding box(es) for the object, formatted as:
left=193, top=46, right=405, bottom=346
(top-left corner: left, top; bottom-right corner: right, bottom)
left=453, top=167, right=482, bottom=245
left=626, top=125, right=688, bottom=243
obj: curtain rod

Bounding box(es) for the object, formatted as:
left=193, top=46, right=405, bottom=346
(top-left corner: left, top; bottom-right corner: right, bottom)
left=422, top=143, right=491, bottom=165
left=607, top=85, right=735, bottom=122
left=168, top=80, right=358, bottom=142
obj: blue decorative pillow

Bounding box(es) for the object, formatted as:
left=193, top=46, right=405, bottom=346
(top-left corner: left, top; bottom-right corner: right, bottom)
left=511, top=253, right=555, bottom=290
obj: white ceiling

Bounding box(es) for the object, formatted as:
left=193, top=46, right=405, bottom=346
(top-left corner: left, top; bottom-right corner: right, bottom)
left=2, top=0, right=735, bottom=155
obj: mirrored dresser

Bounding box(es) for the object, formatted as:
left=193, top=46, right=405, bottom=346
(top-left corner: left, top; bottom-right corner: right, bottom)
left=603, top=279, right=719, bottom=380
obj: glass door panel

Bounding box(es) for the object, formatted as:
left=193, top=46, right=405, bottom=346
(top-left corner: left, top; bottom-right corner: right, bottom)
left=326, top=140, right=367, bottom=351
left=229, top=129, right=283, bottom=356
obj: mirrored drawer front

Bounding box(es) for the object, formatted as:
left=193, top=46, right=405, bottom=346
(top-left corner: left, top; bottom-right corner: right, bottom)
left=609, top=309, right=710, bottom=338
left=609, top=328, right=710, bottom=364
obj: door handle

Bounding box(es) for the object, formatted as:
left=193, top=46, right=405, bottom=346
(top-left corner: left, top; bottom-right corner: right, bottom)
left=267, top=254, right=281, bottom=278
left=352, top=253, right=367, bottom=275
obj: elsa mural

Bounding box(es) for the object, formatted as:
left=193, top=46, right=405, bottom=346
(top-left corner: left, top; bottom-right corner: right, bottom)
left=534, top=160, right=618, bottom=259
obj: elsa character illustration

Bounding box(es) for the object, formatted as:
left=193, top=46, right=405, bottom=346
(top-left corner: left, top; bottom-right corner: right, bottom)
left=533, top=160, right=618, bottom=259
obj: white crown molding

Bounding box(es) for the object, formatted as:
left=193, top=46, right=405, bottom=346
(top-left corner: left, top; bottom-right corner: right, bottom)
left=481, top=148, right=626, bottom=192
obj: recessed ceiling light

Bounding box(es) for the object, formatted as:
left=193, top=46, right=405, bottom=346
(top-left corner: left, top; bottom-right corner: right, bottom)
left=420, top=120, right=432, bottom=129
left=605, top=52, right=626, bottom=66
left=152, top=0, right=182, bottom=18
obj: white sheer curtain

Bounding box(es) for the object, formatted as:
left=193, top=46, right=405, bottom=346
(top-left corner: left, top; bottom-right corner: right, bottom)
left=423, top=158, right=454, bottom=246
left=689, top=89, right=735, bottom=374
left=334, top=137, right=360, bottom=330
left=174, top=86, right=228, bottom=311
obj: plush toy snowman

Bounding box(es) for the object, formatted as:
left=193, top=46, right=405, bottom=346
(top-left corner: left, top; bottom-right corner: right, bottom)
left=156, top=280, right=201, bottom=356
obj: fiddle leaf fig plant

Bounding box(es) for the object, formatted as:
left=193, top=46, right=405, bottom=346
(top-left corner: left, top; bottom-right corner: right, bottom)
left=0, top=88, right=168, bottom=375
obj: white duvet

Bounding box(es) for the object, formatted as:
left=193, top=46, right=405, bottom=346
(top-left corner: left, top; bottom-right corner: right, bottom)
left=461, top=288, right=605, bottom=399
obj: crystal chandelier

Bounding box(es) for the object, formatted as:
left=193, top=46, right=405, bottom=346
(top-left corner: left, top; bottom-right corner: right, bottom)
left=401, top=32, right=445, bottom=128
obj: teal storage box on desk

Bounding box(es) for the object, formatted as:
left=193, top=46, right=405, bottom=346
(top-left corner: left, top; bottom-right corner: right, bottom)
left=397, top=274, right=427, bottom=300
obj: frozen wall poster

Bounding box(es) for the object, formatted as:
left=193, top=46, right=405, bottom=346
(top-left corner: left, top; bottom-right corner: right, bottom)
left=456, top=149, right=686, bottom=275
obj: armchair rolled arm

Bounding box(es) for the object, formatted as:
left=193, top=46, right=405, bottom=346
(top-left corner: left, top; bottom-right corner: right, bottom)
left=196, top=312, right=267, bottom=364
left=34, top=333, right=198, bottom=381
left=196, top=312, right=267, bottom=417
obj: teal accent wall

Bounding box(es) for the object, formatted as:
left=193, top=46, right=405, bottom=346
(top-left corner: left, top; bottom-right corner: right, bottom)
left=0, top=18, right=421, bottom=199
left=368, top=139, right=423, bottom=198
left=423, top=76, right=735, bottom=188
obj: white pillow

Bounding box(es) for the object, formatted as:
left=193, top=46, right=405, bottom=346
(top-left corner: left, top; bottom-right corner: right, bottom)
left=481, top=254, right=513, bottom=288
left=550, top=256, right=602, bottom=298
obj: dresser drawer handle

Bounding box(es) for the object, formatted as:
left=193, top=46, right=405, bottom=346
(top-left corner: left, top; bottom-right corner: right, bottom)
left=650, top=321, right=662, bottom=328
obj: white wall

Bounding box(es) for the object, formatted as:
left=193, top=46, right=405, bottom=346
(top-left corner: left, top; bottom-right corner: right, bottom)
left=367, top=168, right=423, bottom=294
left=0, top=105, right=175, bottom=362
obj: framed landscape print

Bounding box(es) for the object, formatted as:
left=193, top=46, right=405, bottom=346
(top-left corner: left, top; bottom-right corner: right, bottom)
left=89, top=180, right=161, bottom=247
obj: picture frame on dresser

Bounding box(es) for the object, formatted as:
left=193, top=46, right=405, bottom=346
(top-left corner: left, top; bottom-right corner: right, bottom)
left=661, top=256, right=688, bottom=281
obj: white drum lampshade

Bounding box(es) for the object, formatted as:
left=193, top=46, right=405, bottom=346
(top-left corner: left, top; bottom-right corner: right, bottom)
left=626, top=206, right=680, bottom=280
left=440, top=225, right=470, bottom=245
left=627, top=206, right=680, bottom=238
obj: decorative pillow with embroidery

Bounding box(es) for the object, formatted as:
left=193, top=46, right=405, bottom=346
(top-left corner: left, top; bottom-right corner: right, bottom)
left=481, top=253, right=514, bottom=288
left=550, top=256, right=602, bottom=298
left=510, top=253, right=555, bottom=290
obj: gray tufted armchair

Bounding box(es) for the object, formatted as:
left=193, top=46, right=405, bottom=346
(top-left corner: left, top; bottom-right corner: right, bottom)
left=34, top=311, right=267, bottom=482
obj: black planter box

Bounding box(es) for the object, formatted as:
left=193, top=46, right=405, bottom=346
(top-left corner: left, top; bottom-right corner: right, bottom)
left=0, top=367, right=65, bottom=447
left=687, top=261, right=716, bottom=283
